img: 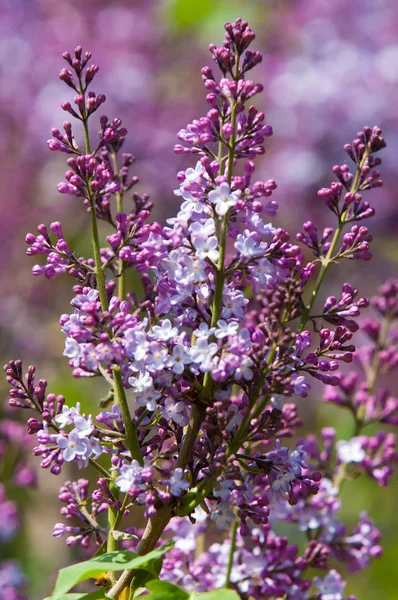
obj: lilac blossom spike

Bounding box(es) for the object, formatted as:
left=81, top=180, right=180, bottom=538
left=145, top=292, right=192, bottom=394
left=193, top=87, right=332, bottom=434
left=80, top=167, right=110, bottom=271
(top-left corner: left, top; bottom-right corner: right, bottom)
left=2, top=17, right=395, bottom=600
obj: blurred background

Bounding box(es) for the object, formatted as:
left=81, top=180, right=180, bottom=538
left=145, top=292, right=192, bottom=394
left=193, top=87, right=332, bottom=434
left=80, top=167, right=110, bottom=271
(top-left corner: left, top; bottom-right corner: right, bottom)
left=0, top=0, right=397, bottom=598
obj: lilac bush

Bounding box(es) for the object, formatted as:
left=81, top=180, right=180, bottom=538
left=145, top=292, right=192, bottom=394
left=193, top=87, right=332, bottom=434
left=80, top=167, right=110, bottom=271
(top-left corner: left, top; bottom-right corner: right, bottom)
left=4, top=19, right=398, bottom=600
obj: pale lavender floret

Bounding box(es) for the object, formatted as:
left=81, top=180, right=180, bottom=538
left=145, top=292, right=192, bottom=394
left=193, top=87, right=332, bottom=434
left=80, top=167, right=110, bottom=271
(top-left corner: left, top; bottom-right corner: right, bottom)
left=56, top=431, right=91, bottom=463
left=179, top=190, right=208, bottom=217
left=221, top=289, right=248, bottom=319
left=190, top=218, right=216, bottom=239
left=150, top=319, right=178, bottom=341
left=73, top=415, right=93, bottom=438
left=63, top=337, right=84, bottom=366
left=97, top=405, right=122, bottom=424
left=169, top=345, right=192, bottom=374
left=293, top=375, right=311, bottom=397
left=208, top=182, right=240, bottom=216
left=235, top=355, right=254, bottom=381
left=249, top=213, right=276, bottom=236
left=336, top=438, right=366, bottom=464
left=193, top=236, right=219, bottom=263
left=115, top=461, right=144, bottom=493
left=214, top=319, right=239, bottom=339
left=313, top=570, right=347, bottom=600
left=54, top=403, right=81, bottom=427
left=235, top=230, right=266, bottom=257
left=146, top=343, right=172, bottom=371
left=162, top=397, right=189, bottom=426
left=193, top=322, right=215, bottom=339
left=129, top=372, right=153, bottom=394
left=175, top=161, right=205, bottom=195
left=210, top=502, right=236, bottom=530
left=250, top=257, right=275, bottom=287
left=190, top=338, right=218, bottom=372
left=169, top=468, right=190, bottom=496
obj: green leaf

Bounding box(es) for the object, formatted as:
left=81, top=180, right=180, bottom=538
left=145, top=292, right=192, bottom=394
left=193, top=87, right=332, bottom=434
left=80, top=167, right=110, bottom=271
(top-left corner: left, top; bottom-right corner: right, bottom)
left=43, top=591, right=111, bottom=600
left=50, top=542, right=174, bottom=599
left=144, top=580, right=189, bottom=599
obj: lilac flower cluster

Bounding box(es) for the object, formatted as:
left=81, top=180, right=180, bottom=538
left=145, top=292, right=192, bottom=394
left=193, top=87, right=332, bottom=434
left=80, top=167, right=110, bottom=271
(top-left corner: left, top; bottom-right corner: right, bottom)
left=4, top=18, right=396, bottom=600
left=161, top=515, right=359, bottom=600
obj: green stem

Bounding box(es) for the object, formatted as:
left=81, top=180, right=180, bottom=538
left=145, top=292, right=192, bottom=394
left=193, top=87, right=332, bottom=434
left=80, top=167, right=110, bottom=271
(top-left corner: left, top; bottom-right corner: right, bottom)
left=111, top=151, right=126, bottom=300
left=224, top=520, right=238, bottom=588
left=297, top=148, right=369, bottom=333
left=201, top=56, right=239, bottom=402
left=81, top=107, right=143, bottom=568
left=107, top=474, right=119, bottom=583
left=89, top=457, right=110, bottom=479
left=112, top=366, right=144, bottom=466
left=89, top=195, right=109, bottom=311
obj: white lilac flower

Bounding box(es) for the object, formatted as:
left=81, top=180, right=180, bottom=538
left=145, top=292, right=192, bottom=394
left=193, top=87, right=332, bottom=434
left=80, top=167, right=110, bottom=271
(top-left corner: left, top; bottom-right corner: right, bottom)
left=210, top=502, right=236, bottom=530
left=208, top=182, right=240, bottom=216
left=123, top=328, right=148, bottom=362
left=169, top=468, right=190, bottom=496
left=115, top=461, right=144, bottom=493
left=129, top=371, right=153, bottom=394
left=89, top=438, right=103, bottom=460
left=179, top=255, right=207, bottom=283
left=180, top=190, right=207, bottom=217
left=221, top=289, right=248, bottom=319
left=146, top=343, right=171, bottom=371
left=135, top=388, right=160, bottom=412
left=190, top=338, right=218, bottom=371
left=235, top=230, right=266, bottom=258
left=193, top=236, right=220, bottom=263
left=249, top=213, right=276, bottom=236
left=193, top=322, right=214, bottom=339
left=54, top=403, right=81, bottom=427
left=82, top=343, right=99, bottom=370
left=56, top=431, right=91, bottom=462
left=174, top=161, right=205, bottom=195
left=235, top=356, right=255, bottom=381
left=190, top=217, right=216, bottom=239
left=73, top=415, right=93, bottom=438
left=213, top=479, right=234, bottom=501
left=336, top=438, right=366, bottom=463
left=162, top=397, right=189, bottom=426
left=151, top=319, right=178, bottom=341
left=169, top=344, right=191, bottom=374
left=214, top=319, right=239, bottom=339
left=251, top=257, right=275, bottom=286
left=197, top=283, right=211, bottom=300
left=63, top=337, right=84, bottom=367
